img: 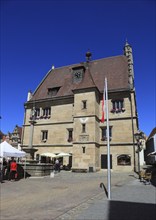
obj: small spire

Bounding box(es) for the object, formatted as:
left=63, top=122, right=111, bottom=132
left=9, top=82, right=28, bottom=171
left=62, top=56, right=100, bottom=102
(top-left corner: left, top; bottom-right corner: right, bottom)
left=124, top=39, right=131, bottom=48
left=125, top=38, right=129, bottom=46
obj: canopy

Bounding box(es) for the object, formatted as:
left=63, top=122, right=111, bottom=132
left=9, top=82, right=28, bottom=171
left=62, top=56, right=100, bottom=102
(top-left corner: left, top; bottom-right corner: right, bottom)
left=0, top=141, right=26, bottom=158
left=40, top=152, right=57, bottom=158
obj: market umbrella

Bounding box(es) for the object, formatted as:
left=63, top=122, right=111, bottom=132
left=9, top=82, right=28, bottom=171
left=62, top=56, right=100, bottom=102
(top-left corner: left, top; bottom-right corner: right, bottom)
left=56, top=152, right=71, bottom=157
left=40, top=152, right=57, bottom=158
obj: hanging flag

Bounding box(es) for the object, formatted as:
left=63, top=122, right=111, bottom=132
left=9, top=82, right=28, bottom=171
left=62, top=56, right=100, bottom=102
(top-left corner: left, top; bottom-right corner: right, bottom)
left=101, top=82, right=106, bottom=123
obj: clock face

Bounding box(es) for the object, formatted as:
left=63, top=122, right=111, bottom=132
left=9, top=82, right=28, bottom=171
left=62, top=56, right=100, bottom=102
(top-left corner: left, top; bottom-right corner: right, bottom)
left=75, top=72, right=81, bottom=78
left=73, top=69, right=83, bottom=83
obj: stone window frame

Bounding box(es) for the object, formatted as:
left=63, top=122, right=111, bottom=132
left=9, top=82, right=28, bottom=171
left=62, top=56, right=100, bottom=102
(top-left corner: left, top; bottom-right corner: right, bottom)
left=82, top=100, right=87, bottom=109
left=101, top=126, right=112, bottom=141
left=67, top=128, right=73, bottom=142
left=35, top=108, right=40, bottom=118
left=82, top=124, right=86, bottom=133
left=42, top=107, right=51, bottom=118
left=82, top=146, right=86, bottom=153
left=117, top=154, right=131, bottom=166
left=41, top=130, right=48, bottom=142
left=111, top=99, right=125, bottom=113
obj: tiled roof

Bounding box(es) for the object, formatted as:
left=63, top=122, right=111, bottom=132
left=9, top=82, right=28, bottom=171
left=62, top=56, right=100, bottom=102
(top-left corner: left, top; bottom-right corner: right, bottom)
left=17, top=126, right=22, bottom=138
left=31, top=55, right=129, bottom=101
left=13, top=125, right=22, bottom=138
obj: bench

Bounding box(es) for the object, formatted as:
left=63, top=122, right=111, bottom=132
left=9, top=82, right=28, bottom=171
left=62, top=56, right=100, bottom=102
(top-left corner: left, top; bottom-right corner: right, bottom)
left=72, top=168, right=88, bottom=173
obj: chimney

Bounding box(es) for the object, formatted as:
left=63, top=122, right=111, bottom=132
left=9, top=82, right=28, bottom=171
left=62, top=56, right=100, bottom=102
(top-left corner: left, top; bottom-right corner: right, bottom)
left=27, top=90, right=32, bottom=101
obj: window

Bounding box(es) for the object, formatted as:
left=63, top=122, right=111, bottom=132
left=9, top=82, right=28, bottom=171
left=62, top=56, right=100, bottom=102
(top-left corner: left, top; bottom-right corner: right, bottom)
left=43, top=107, right=51, bottom=117
left=48, top=87, right=60, bottom=96
left=35, top=108, right=40, bottom=118
left=67, top=129, right=73, bottom=142
left=101, top=127, right=112, bottom=141
left=41, top=130, right=48, bottom=142
left=82, top=146, right=86, bottom=153
left=82, top=100, right=87, bottom=109
left=117, top=155, right=131, bottom=166
left=82, top=124, right=86, bottom=133
left=111, top=99, right=125, bottom=113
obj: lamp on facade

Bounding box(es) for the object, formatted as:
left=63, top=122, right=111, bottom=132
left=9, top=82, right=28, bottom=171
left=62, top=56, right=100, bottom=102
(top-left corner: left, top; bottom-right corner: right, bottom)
left=134, top=130, right=145, bottom=174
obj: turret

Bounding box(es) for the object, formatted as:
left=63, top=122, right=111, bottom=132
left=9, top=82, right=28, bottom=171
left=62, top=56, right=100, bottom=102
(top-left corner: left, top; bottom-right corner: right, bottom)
left=124, top=41, right=134, bottom=90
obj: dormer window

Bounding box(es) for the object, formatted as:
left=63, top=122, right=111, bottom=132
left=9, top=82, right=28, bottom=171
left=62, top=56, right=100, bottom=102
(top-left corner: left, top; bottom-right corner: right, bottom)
left=48, top=87, right=60, bottom=96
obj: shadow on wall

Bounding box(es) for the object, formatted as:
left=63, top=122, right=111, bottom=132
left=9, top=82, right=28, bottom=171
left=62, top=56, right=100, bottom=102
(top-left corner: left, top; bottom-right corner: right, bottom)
left=108, top=200, right=156, bottom=220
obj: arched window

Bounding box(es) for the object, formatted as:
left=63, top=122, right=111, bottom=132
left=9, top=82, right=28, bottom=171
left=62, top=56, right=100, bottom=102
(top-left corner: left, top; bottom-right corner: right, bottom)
left=117, top=155, right=131, bottom=166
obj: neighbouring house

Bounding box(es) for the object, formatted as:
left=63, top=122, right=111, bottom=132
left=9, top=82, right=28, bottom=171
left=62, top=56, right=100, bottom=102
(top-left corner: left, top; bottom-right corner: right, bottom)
left=10, top=125, right=22, bottom=149
left=144, top=127, right=156, bottom=165
left=21, top=41, right=142, bottom=172
left=0, top=131, right=6, bottom=143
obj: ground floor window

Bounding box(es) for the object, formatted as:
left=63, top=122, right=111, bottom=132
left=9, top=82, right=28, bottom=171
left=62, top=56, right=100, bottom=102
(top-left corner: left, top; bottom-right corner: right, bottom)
left=117, top=154, right=131, bottom=166
left=101, top=154, right=112, bottom=169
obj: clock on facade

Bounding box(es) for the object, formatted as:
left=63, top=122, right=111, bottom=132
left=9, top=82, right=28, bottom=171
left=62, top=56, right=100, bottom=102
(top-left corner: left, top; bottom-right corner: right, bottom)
left=74, top=72, right=81, bottom=78
left=73, top=66, right=85, bottom=83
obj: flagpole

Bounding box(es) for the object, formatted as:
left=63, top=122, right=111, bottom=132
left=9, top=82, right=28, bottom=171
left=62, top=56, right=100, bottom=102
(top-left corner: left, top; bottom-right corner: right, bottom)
left=105, top=78, right=111, bottom=200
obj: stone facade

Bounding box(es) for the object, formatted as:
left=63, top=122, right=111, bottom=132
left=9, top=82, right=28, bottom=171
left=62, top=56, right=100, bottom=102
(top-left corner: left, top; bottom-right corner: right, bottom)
left=22, top=42, right=139, bottom=172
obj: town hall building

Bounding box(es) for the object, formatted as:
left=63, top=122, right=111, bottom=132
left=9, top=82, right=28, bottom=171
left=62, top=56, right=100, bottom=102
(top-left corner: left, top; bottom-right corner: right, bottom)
left=21, top=41, right=140, bottom=172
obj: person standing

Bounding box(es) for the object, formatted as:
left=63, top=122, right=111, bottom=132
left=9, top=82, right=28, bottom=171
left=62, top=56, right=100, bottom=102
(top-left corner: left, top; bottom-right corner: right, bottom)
left=9, top=159, right=17, bottom=181
left=55, top=159, right=60, bottom=172
left=2, top=158, right=7, bottom=180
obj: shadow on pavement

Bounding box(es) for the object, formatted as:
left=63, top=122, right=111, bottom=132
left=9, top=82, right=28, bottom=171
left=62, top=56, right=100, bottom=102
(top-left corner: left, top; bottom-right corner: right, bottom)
left=108, top=200, right=156, bottom=220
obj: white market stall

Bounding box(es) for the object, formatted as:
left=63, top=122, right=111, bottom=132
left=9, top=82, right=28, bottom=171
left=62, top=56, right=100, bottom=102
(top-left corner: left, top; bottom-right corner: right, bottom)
left=0, top=141, right=26, bottom=158
left=0, top=141, right=26, bottom=179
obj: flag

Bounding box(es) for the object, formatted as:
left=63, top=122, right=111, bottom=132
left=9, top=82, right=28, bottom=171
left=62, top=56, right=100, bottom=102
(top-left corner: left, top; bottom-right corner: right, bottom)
left=101, top=83, right=106, bottom=123
left=101, top=99, right=104, bottom=123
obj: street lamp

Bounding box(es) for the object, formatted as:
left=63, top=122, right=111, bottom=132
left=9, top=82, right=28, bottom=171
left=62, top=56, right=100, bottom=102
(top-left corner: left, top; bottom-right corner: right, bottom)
left=134, top=130, right=145, bottom=175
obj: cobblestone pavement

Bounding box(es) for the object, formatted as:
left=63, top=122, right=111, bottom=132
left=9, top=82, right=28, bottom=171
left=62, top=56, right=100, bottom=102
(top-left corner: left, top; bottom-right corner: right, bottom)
left=0, top=171, right=155, bottom=220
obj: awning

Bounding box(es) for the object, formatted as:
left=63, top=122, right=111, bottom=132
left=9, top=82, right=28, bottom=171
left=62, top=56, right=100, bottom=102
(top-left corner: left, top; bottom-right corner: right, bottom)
left=147, top=151, right=156, bottom=156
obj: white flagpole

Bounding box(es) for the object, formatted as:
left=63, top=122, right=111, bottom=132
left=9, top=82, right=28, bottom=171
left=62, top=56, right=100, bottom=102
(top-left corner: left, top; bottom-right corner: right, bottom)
left=105, top=78, right=111, bottom=200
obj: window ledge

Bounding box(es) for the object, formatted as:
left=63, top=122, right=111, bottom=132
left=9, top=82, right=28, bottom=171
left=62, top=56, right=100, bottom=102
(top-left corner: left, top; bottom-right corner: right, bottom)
left=110, top=108, right=125, bottom=113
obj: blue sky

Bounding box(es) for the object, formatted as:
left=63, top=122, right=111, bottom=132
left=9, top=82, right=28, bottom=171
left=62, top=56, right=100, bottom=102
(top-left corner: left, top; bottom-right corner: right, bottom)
left=0, top=0, right=156, bottom=136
